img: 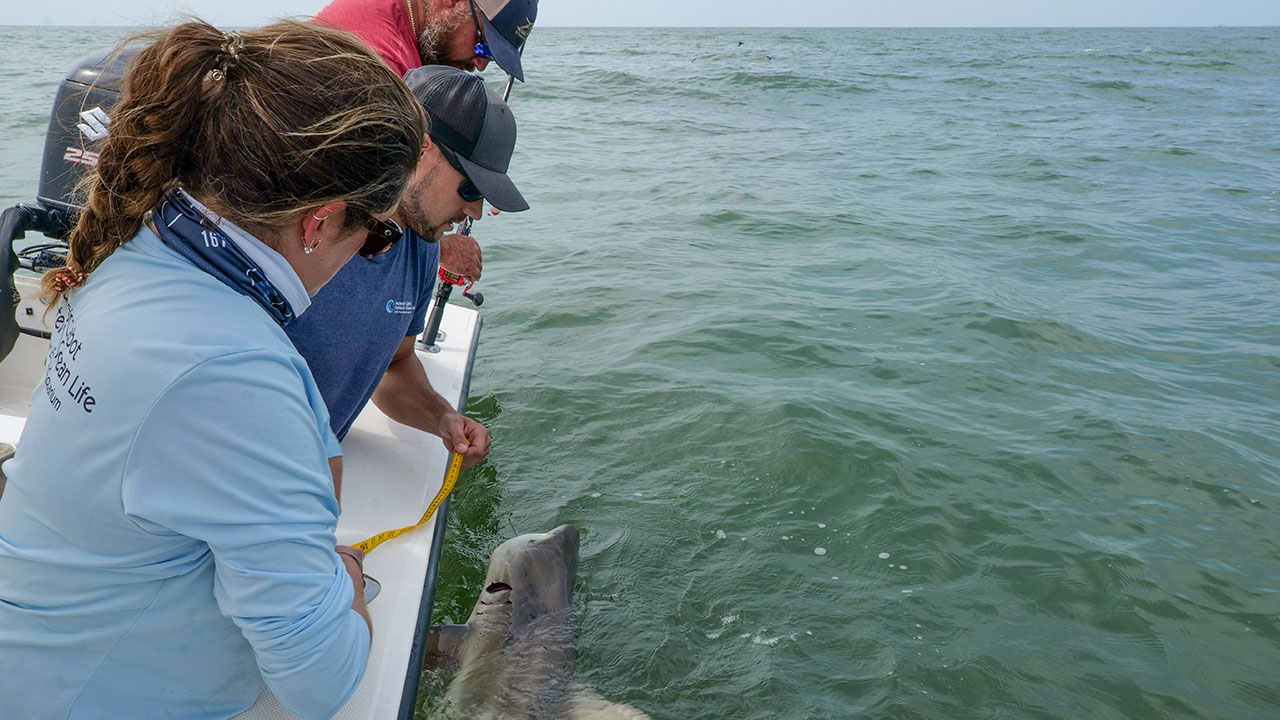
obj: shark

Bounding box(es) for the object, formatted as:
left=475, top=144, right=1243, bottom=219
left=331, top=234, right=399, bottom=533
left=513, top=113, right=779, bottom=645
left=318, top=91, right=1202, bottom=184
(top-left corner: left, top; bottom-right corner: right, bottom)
left=425, top=524, right=651, bottom=720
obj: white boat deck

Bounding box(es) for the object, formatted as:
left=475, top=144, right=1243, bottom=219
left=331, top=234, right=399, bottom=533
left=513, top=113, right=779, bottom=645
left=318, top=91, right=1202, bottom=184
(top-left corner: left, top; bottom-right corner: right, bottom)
left=0, top=271, right=478, bottom=720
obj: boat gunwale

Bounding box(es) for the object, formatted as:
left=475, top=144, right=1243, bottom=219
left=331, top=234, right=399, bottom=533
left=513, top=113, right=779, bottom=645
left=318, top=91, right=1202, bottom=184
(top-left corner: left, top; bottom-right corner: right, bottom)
left=396, top=313, right=482, bottom=719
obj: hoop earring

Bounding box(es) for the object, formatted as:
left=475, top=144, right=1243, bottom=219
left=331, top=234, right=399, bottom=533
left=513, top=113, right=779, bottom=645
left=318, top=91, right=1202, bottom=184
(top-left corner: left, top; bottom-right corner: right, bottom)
left=305, top=210, right=327, bottom=254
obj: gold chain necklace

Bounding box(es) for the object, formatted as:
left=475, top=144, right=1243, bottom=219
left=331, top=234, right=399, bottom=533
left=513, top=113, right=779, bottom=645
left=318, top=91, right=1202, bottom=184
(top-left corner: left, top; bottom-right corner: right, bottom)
left=405, top=0, right=418, bottom=36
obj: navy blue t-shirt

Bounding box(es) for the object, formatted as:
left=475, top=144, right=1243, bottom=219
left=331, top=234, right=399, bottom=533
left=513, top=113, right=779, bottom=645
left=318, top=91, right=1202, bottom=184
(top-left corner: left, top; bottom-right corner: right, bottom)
left=286, top=229, right=439, bottom=441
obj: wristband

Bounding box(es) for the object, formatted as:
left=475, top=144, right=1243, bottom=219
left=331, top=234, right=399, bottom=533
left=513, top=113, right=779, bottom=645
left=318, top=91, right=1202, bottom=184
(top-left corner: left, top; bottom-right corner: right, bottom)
left=336, top=547, right=363, bottom=571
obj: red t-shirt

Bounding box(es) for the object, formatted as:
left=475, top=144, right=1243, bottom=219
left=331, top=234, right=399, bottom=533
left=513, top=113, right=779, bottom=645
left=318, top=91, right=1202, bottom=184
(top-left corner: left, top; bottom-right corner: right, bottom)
left=314, top=0, right=420, bottom=76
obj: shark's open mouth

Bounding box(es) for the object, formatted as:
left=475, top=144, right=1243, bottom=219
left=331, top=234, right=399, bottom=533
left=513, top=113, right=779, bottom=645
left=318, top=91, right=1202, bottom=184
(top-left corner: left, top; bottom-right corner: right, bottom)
left=479, top=582, right=514, bottom=607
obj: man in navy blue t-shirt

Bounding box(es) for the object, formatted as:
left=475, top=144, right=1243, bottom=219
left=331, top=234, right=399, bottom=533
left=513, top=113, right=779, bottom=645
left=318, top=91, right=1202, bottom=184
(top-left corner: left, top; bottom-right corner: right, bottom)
left=286, top=66, right=529, bottom=497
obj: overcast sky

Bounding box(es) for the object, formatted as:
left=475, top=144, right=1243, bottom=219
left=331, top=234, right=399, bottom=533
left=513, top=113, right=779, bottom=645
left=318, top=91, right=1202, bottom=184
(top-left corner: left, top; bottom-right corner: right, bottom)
left=7, top=0, right=1280, bottom=27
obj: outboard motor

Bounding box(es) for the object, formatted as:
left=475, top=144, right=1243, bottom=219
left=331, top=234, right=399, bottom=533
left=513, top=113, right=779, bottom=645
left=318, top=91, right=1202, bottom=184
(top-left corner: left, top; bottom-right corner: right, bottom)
left=1, top=48, right=136, bottom=361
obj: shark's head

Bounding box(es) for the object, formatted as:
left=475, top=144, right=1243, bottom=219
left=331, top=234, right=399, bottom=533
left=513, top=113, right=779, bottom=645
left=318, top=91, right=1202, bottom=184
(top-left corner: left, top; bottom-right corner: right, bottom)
left=432, top=523, right=653, bottom=720
left=468, top=524, right=580, bottom=633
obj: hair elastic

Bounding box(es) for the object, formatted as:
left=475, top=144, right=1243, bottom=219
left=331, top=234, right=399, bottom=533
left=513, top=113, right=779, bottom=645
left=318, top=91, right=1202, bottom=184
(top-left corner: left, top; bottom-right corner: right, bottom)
left=209, top=31, right=244, bottom=81
left=50, top=267, right=87, bottom=293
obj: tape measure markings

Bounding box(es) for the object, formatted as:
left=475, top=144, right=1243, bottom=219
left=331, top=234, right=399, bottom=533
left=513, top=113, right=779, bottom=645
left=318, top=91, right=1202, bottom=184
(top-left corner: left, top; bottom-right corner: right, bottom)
left=353, top=450, right=463, bottom=554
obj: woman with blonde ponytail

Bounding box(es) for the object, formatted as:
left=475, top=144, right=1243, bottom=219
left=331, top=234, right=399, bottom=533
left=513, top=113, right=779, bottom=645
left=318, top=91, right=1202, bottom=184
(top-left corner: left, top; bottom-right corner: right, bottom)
left=0, top=19, right=425, bottom=720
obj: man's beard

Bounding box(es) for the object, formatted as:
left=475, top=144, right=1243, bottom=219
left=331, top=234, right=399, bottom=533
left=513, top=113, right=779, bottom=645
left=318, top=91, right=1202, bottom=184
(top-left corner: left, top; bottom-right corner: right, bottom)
left=401, top=197, right=448, bottom=241
left=415, top=22, right=444, bottom=66
left=416, top=6, right=468, bottom=67
left=400, top=164, right=453, bottom=240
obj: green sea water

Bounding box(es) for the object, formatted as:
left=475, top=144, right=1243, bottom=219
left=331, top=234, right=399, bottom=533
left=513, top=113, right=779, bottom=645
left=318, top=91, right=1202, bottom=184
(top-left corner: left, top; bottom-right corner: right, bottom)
left=3, top=25, right=1280, bottom=720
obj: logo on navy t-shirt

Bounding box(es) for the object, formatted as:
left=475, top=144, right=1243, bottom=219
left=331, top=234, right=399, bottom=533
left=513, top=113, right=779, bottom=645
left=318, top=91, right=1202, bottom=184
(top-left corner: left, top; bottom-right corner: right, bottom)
left=385, top=299, right=414, bottom=315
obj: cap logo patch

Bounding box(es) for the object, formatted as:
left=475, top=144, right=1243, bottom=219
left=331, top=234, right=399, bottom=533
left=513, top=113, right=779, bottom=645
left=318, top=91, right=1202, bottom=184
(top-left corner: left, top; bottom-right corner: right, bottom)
left=515, top=18, right=534, bottom=40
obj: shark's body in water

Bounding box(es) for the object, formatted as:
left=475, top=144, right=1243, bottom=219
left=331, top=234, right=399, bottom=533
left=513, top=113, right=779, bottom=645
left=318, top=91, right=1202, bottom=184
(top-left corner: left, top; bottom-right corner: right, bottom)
left=427, top=525, right=650, bottom=720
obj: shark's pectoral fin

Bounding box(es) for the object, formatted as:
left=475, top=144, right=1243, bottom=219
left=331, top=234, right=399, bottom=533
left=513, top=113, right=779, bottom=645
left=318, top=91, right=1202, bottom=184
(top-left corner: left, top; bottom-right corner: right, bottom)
left=426, top=624, right=470, bottom=658
left=570, top=685, right=653, bottom=720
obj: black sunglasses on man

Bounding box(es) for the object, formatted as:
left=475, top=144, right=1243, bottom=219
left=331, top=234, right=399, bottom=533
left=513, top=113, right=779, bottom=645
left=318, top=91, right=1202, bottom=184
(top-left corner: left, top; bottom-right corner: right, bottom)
left=434, top=143, right=485, bottom=203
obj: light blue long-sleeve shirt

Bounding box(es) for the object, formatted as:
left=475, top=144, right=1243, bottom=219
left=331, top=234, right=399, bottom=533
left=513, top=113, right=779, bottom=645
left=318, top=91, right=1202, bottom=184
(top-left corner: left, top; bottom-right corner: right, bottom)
left=0, top=226, right=367, bottom=720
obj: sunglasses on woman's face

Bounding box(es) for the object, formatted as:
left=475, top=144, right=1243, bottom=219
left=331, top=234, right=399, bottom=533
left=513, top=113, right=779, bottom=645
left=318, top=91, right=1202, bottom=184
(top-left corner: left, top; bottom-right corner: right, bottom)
left=435, top=143, right=485, bottom=203
left=360, top=215, right=404, bottom=258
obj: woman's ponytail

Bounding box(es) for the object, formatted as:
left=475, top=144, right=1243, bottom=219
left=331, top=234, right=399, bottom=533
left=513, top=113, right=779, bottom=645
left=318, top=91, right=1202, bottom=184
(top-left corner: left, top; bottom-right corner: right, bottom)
left=44, top=23, right=230, bottom=301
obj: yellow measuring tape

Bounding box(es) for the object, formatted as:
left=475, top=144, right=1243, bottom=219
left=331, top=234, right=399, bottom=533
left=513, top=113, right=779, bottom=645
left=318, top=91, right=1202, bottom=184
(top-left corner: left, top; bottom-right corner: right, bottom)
left=352, top=451, right=463, bottom=554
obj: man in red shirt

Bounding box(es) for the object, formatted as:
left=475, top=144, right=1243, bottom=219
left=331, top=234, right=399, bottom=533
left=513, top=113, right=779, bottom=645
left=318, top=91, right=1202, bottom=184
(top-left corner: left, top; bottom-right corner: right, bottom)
left=314, top=0, right=537, bottom=280
left=315, top=0, right=537, bottom=80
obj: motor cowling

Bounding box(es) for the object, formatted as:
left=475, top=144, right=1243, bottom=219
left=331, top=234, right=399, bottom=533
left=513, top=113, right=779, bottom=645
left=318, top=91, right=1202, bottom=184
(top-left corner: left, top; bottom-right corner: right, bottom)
left=2, top=48, right=136, bottom=362
left=36, top=48, right=138, bottom=227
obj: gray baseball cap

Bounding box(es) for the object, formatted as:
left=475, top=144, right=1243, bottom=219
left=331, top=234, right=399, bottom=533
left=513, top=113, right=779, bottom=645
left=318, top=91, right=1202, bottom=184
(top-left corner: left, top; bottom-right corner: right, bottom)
left=402, top=65, right=529, bottom=213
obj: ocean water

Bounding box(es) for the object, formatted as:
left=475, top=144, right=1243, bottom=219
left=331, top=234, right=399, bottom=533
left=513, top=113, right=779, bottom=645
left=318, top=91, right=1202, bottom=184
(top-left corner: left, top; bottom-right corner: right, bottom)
left=3, top=25, right=1280, bottom=720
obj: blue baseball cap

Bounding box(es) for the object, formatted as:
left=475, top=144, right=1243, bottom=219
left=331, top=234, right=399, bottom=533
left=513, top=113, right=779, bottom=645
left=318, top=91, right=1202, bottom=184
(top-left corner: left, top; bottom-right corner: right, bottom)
left=474, top=0, right=537, bottom=82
